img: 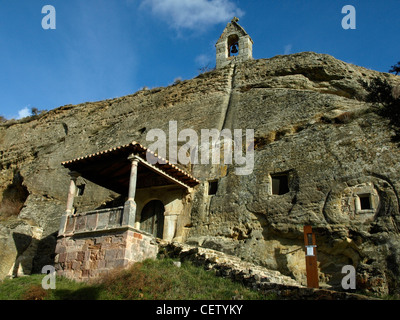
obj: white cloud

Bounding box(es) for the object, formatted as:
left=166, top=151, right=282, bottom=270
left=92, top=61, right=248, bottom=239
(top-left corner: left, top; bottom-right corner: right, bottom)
left=17, top=107, right=31, bottom=119
left=195, top=54, right=212, bottom=66
left=141, top=0, right=244, bottom=30
left=284, top=44, right=292, bottom=55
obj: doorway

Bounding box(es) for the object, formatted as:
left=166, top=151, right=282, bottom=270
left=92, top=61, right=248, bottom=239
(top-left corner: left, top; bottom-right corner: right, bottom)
left=140, top=200, right=165, bottom=238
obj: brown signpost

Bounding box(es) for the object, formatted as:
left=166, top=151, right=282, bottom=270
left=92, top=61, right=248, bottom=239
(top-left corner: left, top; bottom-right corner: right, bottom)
left=304, top=225, right=319, bottom=288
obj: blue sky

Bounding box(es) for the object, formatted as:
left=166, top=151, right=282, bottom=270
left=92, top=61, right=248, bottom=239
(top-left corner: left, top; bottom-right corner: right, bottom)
left=0, top=0, right=399, bottom=119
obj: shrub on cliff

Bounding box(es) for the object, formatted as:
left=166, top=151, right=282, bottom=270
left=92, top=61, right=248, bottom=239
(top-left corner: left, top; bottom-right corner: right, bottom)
left=361, top=76, right=400, bottom=142
left=389, top=61, right=400, bottom=75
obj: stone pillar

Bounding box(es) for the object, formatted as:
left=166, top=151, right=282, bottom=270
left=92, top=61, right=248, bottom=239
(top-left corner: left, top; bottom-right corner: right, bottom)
left=122, top=154, right=140, bottom=227
left=238, top=36, right=253, bottom=61
left=58, top=171, right=80, bottom=236
left=216, top=40, right=229, bottom=69
left=163, top=214, right=178, bottom=241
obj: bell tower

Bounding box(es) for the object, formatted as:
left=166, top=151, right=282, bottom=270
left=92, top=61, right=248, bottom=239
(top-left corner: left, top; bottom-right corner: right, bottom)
left=216, top=17, right=253, bottom=69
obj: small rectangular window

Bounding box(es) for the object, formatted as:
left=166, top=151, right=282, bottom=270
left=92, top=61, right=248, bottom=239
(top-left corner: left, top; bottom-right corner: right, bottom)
left=76, top=184, right=85, bottom=197
left=359, top=194, right=371, bottom=210
left=271, top=174, right=289, bottom=195
left=208, top=180, right=218, bottom=196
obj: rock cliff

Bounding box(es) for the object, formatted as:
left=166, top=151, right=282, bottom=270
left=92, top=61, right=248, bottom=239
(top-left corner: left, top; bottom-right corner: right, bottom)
left=1, top=52, right=400, bottom=295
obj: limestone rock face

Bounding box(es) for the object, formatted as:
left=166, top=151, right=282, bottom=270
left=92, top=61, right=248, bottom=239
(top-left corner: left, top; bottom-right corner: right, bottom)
left=1, top=52, right=400, bottom=295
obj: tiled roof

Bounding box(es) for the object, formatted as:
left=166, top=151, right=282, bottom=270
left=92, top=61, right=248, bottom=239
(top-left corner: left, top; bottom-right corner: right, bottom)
left=62, top=141, right=200, bottom=190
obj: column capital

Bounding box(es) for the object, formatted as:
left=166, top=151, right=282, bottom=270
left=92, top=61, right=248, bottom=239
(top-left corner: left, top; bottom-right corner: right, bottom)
left=127, top=154, right=141, bottom=164
left=68, top=171, right=81, bottom=180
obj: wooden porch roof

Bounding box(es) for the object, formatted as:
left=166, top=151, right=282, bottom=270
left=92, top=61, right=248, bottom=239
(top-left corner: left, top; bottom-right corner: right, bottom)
left=61, top=141, right=200, bottom=194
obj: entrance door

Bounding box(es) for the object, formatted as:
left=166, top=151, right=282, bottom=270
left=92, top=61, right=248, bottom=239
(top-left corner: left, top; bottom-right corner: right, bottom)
left=140, top=200, right=165, bottom=238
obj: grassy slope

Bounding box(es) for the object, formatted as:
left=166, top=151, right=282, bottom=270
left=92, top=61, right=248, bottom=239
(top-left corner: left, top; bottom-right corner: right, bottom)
left=0, top=259, right=274, bottom=300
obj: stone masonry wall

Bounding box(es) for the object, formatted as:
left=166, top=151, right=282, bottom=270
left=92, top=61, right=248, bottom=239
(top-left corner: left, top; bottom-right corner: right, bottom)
left=159, top=241, right=375, bottom=300
left=55, top=227, right=158, bottom=281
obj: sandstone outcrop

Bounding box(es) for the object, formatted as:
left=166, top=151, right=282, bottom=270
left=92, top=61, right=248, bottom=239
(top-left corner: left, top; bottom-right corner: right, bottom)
left=1, top=52, right=399, bottom=296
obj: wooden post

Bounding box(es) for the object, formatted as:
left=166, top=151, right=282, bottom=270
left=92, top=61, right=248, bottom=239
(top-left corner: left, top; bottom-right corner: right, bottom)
left=304, top=225, right=319, bottom=288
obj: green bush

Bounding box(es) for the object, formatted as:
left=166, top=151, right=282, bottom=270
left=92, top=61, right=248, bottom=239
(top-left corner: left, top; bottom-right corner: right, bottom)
left=361, top=77, right=400, bottom=142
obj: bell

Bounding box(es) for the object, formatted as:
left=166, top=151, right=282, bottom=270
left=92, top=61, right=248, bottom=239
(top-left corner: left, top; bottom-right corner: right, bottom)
left=231, top=44, right=238, bottom=54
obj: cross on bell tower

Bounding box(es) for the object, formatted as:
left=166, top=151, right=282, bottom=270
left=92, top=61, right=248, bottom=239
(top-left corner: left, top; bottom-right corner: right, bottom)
left=216, top=17, right=253, bottom=69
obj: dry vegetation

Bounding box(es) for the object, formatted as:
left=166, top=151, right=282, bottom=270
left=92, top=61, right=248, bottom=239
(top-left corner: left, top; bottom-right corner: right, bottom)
left=0, top=198, right=25, bottom=220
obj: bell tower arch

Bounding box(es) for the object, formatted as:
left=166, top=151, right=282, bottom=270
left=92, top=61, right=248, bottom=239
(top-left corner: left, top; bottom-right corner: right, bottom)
left=216, top=17, right=253, bottom=69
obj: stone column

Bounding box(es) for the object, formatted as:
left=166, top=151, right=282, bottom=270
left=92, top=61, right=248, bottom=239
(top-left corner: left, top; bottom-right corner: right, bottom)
left=238, top=36, right=253, bottom=61
left=58, top=171, right=80, bottom=236
left=122, top=154, right=140, bottom=227
left=216, top=40, right=229, bottom=69
left=163, top=214, right=178, bottom=241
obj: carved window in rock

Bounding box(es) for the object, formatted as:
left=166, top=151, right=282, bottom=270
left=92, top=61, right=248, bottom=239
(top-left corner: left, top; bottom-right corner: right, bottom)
left=208, top=180, right=219, bottom=196
left=76, top=184, right=85, bottom=197
left=228, top=34, right=239, bottom=57
left=358, top=194, right=372, bottom=211
left=270, top=173, right=290, bottom=195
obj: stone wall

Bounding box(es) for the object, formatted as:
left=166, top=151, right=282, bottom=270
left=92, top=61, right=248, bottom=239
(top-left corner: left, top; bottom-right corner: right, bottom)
left=135, top=186, right=191, bottom=242
left=55, top=227, right=158, bottom=281
left=159, top=241, right=375, bottom=300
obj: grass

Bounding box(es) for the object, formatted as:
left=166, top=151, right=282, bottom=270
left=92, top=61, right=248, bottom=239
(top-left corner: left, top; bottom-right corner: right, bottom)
left=0, top=273, right=92, bottom=300
left=0, top=258, right=275, bottom=300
